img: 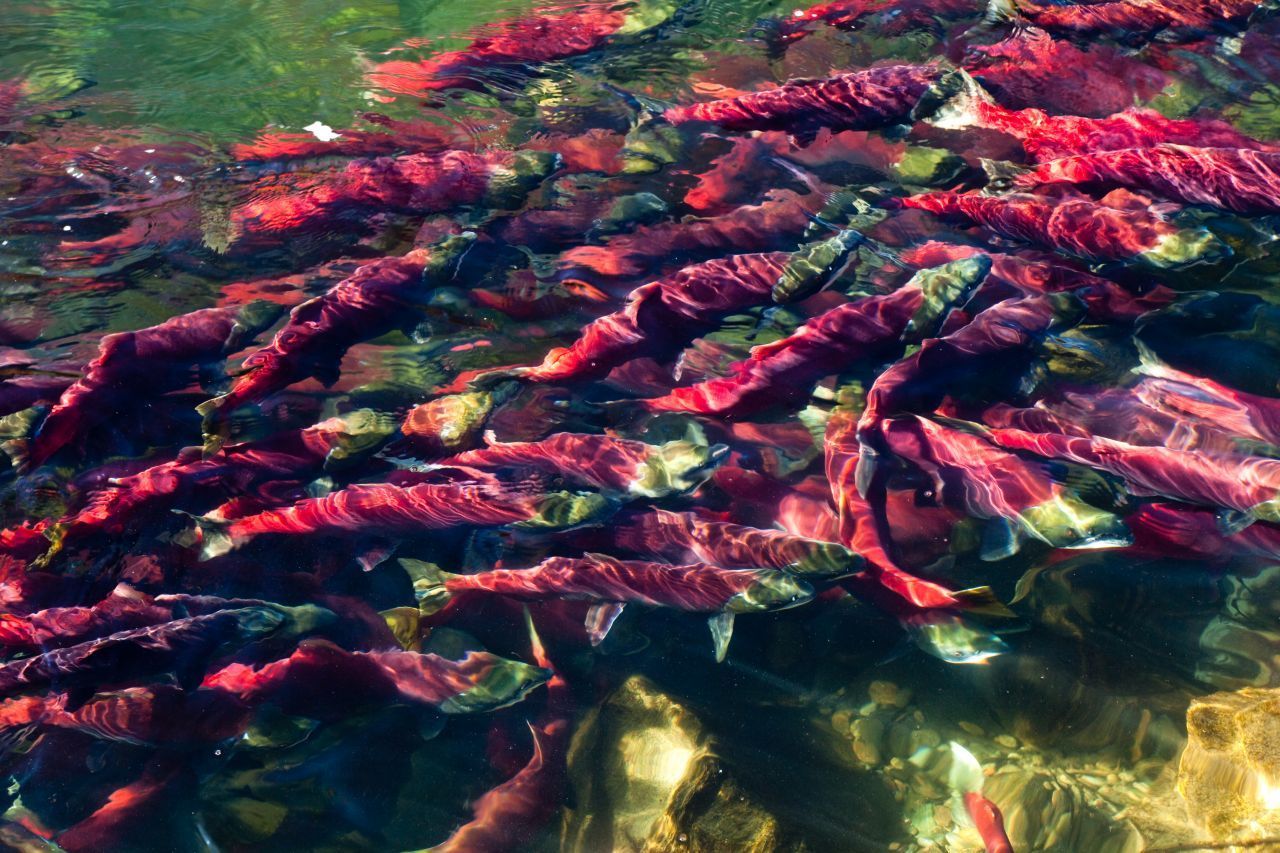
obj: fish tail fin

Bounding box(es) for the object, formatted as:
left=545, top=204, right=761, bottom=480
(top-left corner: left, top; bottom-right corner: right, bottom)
left=1251, top=499, right=1280, bottom=526
left=195, top=395, right=233, bottom=455
left=2, top=437, right=31, bottom=474
left=1131, top=339, right=1181, bottom=381
left=982, top=0, right=1022, bottom=26
left=601, top=83, right=674, bottom=121
left=523, top=606, right=552, bottom=671
left=170, top=511, right=235, bottom=561
left=950, top=586, right=1016, bottom=618
left=27, top=522, right=67, bottom=571
left=979, top=158, right=1029, bottom=192
left=913, top=68, right=993, bottom=129
left=401, top=559, right=459, bottom=615
left=948, top=742, right=985, bottom=795
left=928, top=414, right=992, bottom=438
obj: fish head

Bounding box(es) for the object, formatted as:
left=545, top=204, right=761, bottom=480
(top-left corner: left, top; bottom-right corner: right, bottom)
left=772, top=229, right=866, bottom=303
left=401, top=391, right=495, bottom=452
left=619, top=123, right=685, bottom=174
left=1021, top=495, right=1132, bottom=551
left=907, top=611, right=1009, bottom=664
left=1037, top=328, right=1131, bottom=386
left=230, top=605, right=290, bottom=640
left=520, top=490, right=612, bottom=528
left=1140, top=227, right=1231, bottom=270
left=630, top=440, right=728, bottom=497
left=230, top=299, right=287, bottom=341
left=903, top=254, right=992, bottom=342
left=786, top=542, right=865, bottom=578
left=594, top=192, right=668, bottom=235
left=438, top=653, right=552, bottom=714
left=726, top=571, right=815, bottom=612
left=322, top=408, right=399, bottom=471
left=422, top=230, right=478, bottom=282
left=484, top=151, right=562, bottom=209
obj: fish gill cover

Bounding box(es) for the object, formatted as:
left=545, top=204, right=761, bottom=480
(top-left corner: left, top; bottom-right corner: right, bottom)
left=2, top=0, right=1280, bottom=849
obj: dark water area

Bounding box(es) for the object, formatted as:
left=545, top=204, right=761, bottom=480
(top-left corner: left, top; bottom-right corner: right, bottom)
left=2, top=0, right=1280, bottom=850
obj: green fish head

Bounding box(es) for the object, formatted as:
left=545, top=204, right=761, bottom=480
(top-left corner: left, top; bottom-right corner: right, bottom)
left=229, top=300, right=287, bottom=347
left=1021, top=496, right=1133, bottom=550
left=727, top=571, right=815, bottom=612
left=902, top=254, right=992, bottom=342
left=786, top=542, right=865, bottom=578
left=422, top=231, right=477, bottom=282
left=630, top=440, right=728, bottom=497
left=908, top=612, right=1008, bottom=664
left=595, top=192, right=668, bottom=235
left=323, top=409, right=398, bottom=471
left=772, top=229, right=867, bottom=303
left=520, top=490, right=612, bottom=528
left=484, top=151, right=561, bottom=209
left=1140, top=227, right=1231, bottom=269
left=438, top=654, right=552, bottom=714
left=619, top=123, right=685, bottom=174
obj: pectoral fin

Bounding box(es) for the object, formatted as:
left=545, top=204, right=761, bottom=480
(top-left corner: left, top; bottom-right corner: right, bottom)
left=979, top=517, right=1024, bottom=562
left=585, top=602, right=627, bottom=647
left=709, top=612, right=736, bottom=663
left=1218, top=508, right=1256, bottom=535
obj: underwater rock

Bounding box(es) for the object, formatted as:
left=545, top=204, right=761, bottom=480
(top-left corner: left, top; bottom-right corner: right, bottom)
left=564, top=675, right=810, bottom=852
left=983, top=766, right=1143, bottom=852
left=1197, top=566, right=1280, bottom=690
left=1178, top=686, right=1280, bottom=839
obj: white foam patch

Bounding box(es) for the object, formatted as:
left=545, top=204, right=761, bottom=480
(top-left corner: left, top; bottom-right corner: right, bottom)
left=304, top=121, right=342, bottom=142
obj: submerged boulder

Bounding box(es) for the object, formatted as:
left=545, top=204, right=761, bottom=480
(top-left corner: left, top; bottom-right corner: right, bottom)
left=564, top=675, right=809, bottom=852
left=1179, top=686, right=1280, bottom=839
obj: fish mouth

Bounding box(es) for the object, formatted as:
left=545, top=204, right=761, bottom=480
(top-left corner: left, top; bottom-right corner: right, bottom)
left=1060, top=532, right=1135, bottom=550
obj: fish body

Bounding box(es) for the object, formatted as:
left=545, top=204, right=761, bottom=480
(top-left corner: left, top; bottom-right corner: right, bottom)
left=24, top=301, right=282, bottom=470
left=1014, top=145, right=1280, bottom=214
left=200, top=235, right=473, bottom=441
left=1127, top=501, right=1280, bottom=563
left=772, top=0, right=976, bottom=44
left=0, top=585, right=171, bottom=652
left=0, top=604, right=333, bottom=699
left=985, top=0, right=1266, bottom=42
left=881, top=416, right=1130, bottom=553
left=419, top=554, right=813, bottom=614
left=896, top=190, right=1227, bottom=268
left=610, top=508, right=862, bottom=576
left=189, top=480, right=608, bottom=559
left=60, top=410, right=393, bottom=544
left=827, top=406, right=1005, bottom=613
left=963, top=27, right=1169, bottom=116
left=559, top=190, right=818, bottom=278
left=204, top=639, right=549, bottom=715
left=0, top=685, right=252, bottom=746
left=640, top=256, right=986, bottom=417
left=859, top=293, right=1075, bottom=441
left=983, top=424, right=1280, bottom=523
left=367, top=0, right=673, bottom=95
left=664, top=65, right=944, bottom=138
left=925, top=69, right=1274, bottom=161
left=440, top=433, right=725, bottom=498
left=494, top=251, right=792, bottom=384
left=1133, top=356, right=1280, bottom=447
left=230, top=150, right=557, bottom=240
